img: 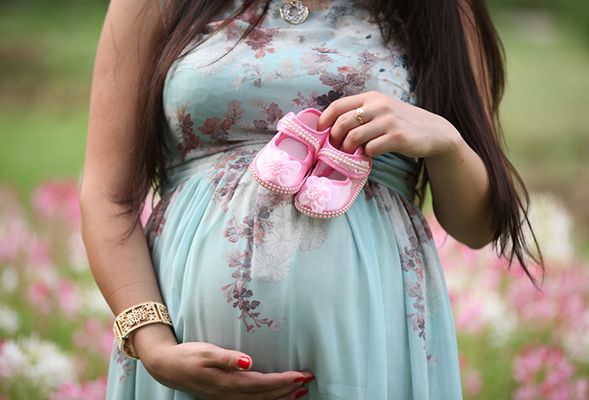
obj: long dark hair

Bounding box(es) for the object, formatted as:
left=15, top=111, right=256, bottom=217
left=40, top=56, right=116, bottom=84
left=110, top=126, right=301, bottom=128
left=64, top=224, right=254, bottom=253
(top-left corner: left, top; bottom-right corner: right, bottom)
left=124, top=0, right=544, bottom=285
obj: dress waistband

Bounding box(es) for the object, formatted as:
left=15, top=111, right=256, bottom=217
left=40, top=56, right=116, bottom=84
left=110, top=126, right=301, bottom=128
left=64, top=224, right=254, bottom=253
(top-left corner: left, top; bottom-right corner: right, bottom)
left=162, top=142, right=419, bottom=202
left=369, top=152, right=418, bottom=202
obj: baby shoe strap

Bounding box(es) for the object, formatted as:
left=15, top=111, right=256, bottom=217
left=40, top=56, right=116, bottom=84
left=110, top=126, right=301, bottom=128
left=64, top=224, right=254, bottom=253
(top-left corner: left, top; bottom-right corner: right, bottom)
left=276, top=112, right=323, bottom=153
left=317, top=147, right=372, bottom=180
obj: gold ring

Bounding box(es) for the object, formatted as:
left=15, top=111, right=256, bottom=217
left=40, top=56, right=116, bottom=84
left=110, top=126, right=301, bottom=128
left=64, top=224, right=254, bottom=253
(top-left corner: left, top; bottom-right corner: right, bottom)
left=354, top=107, right=365, bottom=125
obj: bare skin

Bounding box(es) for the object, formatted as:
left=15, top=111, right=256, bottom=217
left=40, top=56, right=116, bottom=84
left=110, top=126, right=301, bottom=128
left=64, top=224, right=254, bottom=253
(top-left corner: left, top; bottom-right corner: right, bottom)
left=81, top=0, right=492, bottom=397
left=80, top=0, right=312, bottom=398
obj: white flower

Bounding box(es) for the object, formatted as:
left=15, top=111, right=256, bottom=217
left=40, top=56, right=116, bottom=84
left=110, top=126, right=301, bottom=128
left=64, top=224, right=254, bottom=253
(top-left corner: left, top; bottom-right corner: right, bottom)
left=0, top=340, right=26, bottom=379
left=1, top=267, right=18, bottom=293
left=251, top=248, right=293, bottom=282
left=68, top=233, right=88, bottom=273
left=19, top=336, right=76, bottom=390
left=297, top=216, right=328, bottom=253
left=561, top=310, right=589, bottom=363
left=526, top=193, right=573, bottom=264
left=252, top=205, right=297, bottom=282
left=482, top=293, right=517, bottom=346
left=79, top=285, right=111, bottom=317
left=0, top=304, right=19, bottom=334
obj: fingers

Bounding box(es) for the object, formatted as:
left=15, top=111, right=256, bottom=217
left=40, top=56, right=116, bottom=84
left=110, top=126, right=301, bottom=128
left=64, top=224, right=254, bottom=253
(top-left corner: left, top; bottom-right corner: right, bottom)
left=326, top=99, right=390, bottom=152
left=329, top=109, right=371, bottom=150
left=316, top=95, right=364, bottom=132
left=340, top=114, right=391, bottom=154
left=239, top=379, right=310, bottom=400
left=275, top=387, right=309, bottom=400
left=199, top=343, right=253, bottom=371
left=364, top=133, right=395, bottom=158
left=214, top=369, right=313, bottom=393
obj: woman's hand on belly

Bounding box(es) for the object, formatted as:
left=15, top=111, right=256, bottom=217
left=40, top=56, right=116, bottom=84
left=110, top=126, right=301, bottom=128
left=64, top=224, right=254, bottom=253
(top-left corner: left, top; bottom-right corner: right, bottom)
left=135, top=325, right=314, bottom=399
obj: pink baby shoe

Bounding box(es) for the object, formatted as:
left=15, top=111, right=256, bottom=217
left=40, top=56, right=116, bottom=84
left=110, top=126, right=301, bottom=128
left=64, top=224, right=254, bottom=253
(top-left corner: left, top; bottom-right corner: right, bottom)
left=250, top=108, right=330, bottom=195
left=294, top=138, right=372, bottom=218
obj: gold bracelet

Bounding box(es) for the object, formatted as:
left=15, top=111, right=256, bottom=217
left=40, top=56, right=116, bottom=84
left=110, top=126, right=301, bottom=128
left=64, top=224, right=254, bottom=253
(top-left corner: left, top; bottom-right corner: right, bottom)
left=113, top=301, right=173, bottom=359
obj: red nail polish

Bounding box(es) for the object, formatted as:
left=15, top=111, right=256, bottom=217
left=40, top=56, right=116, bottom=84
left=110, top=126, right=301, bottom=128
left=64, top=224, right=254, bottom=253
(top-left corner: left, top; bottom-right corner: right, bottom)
left=294, top=377, right=306, bottom=383
left=294, top=388, right=308, bottom=398
left=237, top=356, right=251, bottom=369
left=303, top=376, right=315, bottom=384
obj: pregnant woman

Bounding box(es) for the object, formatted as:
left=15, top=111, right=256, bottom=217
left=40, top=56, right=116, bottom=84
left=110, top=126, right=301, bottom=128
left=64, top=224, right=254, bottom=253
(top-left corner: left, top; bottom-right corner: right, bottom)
left=80, top=0, right=542, bottom=398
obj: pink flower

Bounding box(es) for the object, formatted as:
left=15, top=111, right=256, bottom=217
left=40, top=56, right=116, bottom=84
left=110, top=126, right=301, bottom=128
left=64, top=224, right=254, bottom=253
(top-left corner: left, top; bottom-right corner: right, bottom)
left=27, top=238, right=53, bottom=269
left=27, top=281, right=52, bottom=314
left=0, top=187, right=31, bottom=264
left=32, top=180, right=81, bottom=229
left=454, top=294, right=485, bottom=333
left=298, top=176, right=331, bottom=212
left=57, top=280, right=80, bottom=317
left=576, top=379, right=588, bottom=399
left=464, top=369, right=482, bottom=396
left=73, top=319, right=114, bottom=360
left=514, top=385, right=538, bottom=400
left=257, top=148, right=301, bottom=186
left=50, top=377, right=107, bottom=400
left=513, top=346, right=586, bottom=399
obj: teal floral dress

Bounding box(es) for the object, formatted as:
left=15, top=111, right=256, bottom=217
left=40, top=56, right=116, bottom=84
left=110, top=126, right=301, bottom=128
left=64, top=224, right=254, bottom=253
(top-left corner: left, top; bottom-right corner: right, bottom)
left=106, top=0, right=463, bottom=398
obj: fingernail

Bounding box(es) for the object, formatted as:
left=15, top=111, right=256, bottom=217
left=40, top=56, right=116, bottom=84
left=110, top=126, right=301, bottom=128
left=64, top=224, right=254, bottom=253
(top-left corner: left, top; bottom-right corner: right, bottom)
left=303, top=376, right=315, bottom=384
left=294, top=388, right=308, bottom=398
left=294, top=377, right=306, bottom=383
left=237, top=356, right=251, bottom=369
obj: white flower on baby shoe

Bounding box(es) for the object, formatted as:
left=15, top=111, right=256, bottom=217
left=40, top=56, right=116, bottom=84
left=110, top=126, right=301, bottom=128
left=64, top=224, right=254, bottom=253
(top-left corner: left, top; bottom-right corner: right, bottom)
left=258, top=148, right=302, bottom=186
left=298, top=176, right=332, bottom=212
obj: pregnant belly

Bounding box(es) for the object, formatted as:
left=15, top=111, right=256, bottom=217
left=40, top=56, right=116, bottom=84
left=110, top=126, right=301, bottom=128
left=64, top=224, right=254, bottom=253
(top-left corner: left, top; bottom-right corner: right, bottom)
left=149, top=168, right=408, bottom=394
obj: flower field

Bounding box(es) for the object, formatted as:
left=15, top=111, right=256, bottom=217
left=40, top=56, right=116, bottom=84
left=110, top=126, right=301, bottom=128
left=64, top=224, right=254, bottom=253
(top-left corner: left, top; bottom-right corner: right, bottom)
left=0, top=179, right=587, bottom=399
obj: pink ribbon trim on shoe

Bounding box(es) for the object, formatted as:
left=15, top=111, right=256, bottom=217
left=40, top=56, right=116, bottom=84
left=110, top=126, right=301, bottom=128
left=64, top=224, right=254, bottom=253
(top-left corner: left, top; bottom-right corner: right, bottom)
left=276, top=113, right=323, bottom=153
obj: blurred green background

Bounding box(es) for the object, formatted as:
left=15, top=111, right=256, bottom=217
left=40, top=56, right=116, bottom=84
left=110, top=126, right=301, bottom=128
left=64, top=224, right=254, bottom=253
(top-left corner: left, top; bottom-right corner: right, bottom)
left=1, top=0, right=588, bottom=251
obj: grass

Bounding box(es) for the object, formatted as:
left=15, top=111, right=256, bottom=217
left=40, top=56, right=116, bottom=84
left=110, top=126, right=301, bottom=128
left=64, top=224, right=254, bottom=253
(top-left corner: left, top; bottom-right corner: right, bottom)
left=496, top=11, right=589, bottom=252
left=0, top=1, right=106, bottom=199
left=0, top=110, right=87, bottom=191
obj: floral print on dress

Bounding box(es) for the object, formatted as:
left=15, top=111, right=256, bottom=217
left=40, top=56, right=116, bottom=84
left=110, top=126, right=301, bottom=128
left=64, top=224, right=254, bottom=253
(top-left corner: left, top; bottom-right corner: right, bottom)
left=225, top=9, right=279, bottom=59
left=163, top=0, right=417, bottom=159
left=112, top=345, right=135, bottom=383
left=145, top=183, right=184, bottom=242
left=221, top=189, right=289, bottom=332
left=401, top=234, right=427, bottom=342
left=208, top=147, right=259, bottom=211
left=198, top=99, right=243, bottom=142
left=210, top=147, right=329, bottom=330
left=175, top=106, right=199, bottom=161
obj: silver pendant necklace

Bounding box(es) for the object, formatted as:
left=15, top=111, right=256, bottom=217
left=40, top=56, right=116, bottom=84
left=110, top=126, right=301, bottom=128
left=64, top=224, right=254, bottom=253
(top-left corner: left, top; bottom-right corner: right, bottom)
left=279, top=0, right=310, bottom=24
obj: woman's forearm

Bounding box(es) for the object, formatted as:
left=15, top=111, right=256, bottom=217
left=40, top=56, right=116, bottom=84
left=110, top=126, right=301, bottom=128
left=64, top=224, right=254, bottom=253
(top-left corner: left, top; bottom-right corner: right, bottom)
left=424, top=121, right=494, bottom=248
left=80, top=195, right=178, bottom=356
left=81, top=197, right=162, bottom=314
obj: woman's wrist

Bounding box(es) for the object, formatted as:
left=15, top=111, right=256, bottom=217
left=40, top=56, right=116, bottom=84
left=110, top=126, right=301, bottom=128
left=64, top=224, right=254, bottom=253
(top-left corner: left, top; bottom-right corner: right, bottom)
left=424, top=117, right=494, bottom=247
left=427, top=117, right=465, bottom=163
left=113, top=301, right=174, bottom=359
left=130, top=323, right=178, bottom=367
